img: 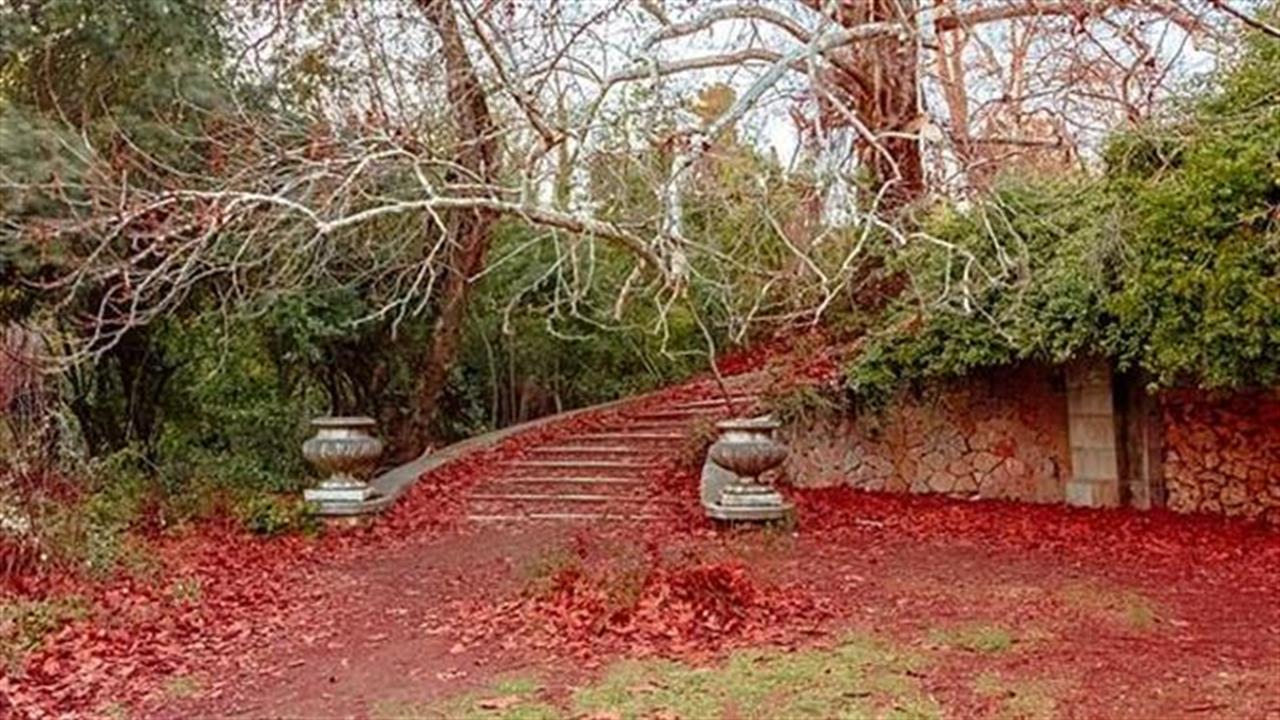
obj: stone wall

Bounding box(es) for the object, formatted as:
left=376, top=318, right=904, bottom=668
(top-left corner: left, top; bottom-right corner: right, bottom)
left=780, top=364, right=1071, bottom=502
left=776, top=357, right=1280, bottom=522
left=1162, top=390, right=1280, bottom=522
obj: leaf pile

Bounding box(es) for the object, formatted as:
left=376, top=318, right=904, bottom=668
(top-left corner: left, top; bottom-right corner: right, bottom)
left=455, top=555, right=829, bottom=659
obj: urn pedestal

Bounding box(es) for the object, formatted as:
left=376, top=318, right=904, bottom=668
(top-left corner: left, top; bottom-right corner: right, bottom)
left=302, top=417, right=384, bottom=507
left=703, top=416, right=793, bottom=522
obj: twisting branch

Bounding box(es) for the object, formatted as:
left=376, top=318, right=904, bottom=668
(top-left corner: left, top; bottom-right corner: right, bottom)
left=0, top=0, right=1235, bottom=381
left=1209, top=0, right=1280, bottom=39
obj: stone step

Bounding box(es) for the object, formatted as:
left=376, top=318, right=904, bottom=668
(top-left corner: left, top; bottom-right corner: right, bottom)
left=502, top=459, right=662, bottom=471
left=567, top=432, right=686, bottom=442
left=467, top=493, right=673, bottom=504
left=477, top=478, right=652, bottom=496
left=467, top=512, right=664, bottom=523
left=615, top=420, right=702, bottom=431
left=672, top=395, right=759, bottom=410
left=523, top=452, right=663, bottom=464
left=468, top=496, right=674, bottom=517
left=488, top=476, right=648, bottom=486
left=627, top=409, right=722, bottom=421
left=530, top=445, right=663, bottom=455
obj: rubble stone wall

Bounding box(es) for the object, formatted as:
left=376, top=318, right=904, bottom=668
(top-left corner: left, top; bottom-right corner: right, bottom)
left=781, top=364, right=1071, bottom=503
left=1162, top=390, right=1280, bottom=523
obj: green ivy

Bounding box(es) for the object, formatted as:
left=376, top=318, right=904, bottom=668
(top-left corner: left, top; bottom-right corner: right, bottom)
left=846, top=16, right=1280, bottom=402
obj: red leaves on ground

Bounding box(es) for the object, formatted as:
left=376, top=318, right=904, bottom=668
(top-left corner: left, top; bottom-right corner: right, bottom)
left=794, top=485, right=1280, bottom=590
left=453, top=552, right=828, bottom=660
left=10, top=342, right=1278, bottom=718
left=1, top=371, right=755, bottom=717
left=3, top=527, right=337, bottom=718
left=712, top=328, right=845, bottom=379
left=642, top=561, right=767, bottom=635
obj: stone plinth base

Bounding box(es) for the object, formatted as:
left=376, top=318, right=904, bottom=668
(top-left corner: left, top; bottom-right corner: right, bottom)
left=701, top=458, right=793, bottom=522
left=305, top=484, right=376, bottom=503
left=704, top=500, right=794, bottom=522
left=304, top=484, right=390, bottom=516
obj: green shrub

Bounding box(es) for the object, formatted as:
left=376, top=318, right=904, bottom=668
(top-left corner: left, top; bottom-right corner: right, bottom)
left=234, top=494, right=318, bottom=536
left=31, top=448, right=158, bottom=576
left=0, top=596, right=88, bottom=671
left=844, top=18, right=1280, bottom=400
left=763, top=383, right=844, bottom=427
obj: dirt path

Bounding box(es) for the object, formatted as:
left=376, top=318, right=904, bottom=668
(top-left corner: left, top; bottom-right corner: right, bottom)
left=149, top=507, right=1280, bottom=719
left=153, top=524, right=578, bottom=719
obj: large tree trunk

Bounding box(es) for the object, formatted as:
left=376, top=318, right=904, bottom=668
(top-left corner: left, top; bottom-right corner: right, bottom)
left=413, top=0, right=500, bottom=446
left=813, top=0, right=924, bottom=207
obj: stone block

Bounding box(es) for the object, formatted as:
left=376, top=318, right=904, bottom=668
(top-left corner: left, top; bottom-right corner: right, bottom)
left=973, top=451, right=1001, bottom=474
left=1065, top=478, right=1120, bottom=508
left=936, top=429, right=967, bottom=458
left=305, top=485, right=376, bottom=503
left=984, top=462, right=1015, bottom=495
left=928, top=471, right=957, bottom=493
left=700, top=457, right=739, bottom=506
left=1072, top=446, right=1120, bottom=481
left=1221, top=481, right=1248, bottom=508
left=1068, top=414, right=1117, bottom=449
left=1066, top=384, right=1113, bottom=416
left=1187, top=428, right=1215, bottom=450
left=883, top=475, right=908, bottom=493
left=1065, top=358, right=1111, bottom=389
left=841, top=449, right=860, bottom=472
left=918, top=450, right=943, bottom=471
left=1004, top=457, right=1028, bottom=478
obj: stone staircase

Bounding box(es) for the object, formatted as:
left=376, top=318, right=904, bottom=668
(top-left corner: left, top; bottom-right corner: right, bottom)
left=465, top=390, right=760, bottom=523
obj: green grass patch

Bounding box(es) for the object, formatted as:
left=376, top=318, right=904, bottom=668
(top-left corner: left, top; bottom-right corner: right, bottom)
left=0, top=595, right=89, bottom=671
left=573, top=635, right=936, bottom=719
left=370, top=675, right=558, bottom=720
left=99, top=701, right=131, bottom=719
left=387, top=636, right=937, bottom=719
left=163, top=673, right=202, bottom=700
left=973, top=671, right=1067, bottom=720
left=1059, top=582, right=1162, bottom=631
left=926, top=623, right=1016, bottom=654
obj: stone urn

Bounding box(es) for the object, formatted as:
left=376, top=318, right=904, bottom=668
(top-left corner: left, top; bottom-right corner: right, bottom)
left=704, top=416, right=793, bottom=522
left=302, top=416, right=384, bottom=505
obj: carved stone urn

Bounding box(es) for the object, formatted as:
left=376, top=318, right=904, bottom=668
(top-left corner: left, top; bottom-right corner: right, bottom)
left=704, top=416, right=793, bottom=522
left=302, top=416, right=384, bottom=505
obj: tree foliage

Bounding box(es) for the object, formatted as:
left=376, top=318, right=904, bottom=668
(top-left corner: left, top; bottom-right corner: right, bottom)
left=847, top=19, right=1280, bottom=402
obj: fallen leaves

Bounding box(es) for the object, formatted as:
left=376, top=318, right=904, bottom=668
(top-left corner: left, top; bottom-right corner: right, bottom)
left=5, top=379, right=737, bottom=712
left=0, top=372, right=756, bottom=718
left=793, top=484, right=1280, bottom=589
left=6, top=345, right=1280, bottom=720
left=452, top=551, right=832, bottom=661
